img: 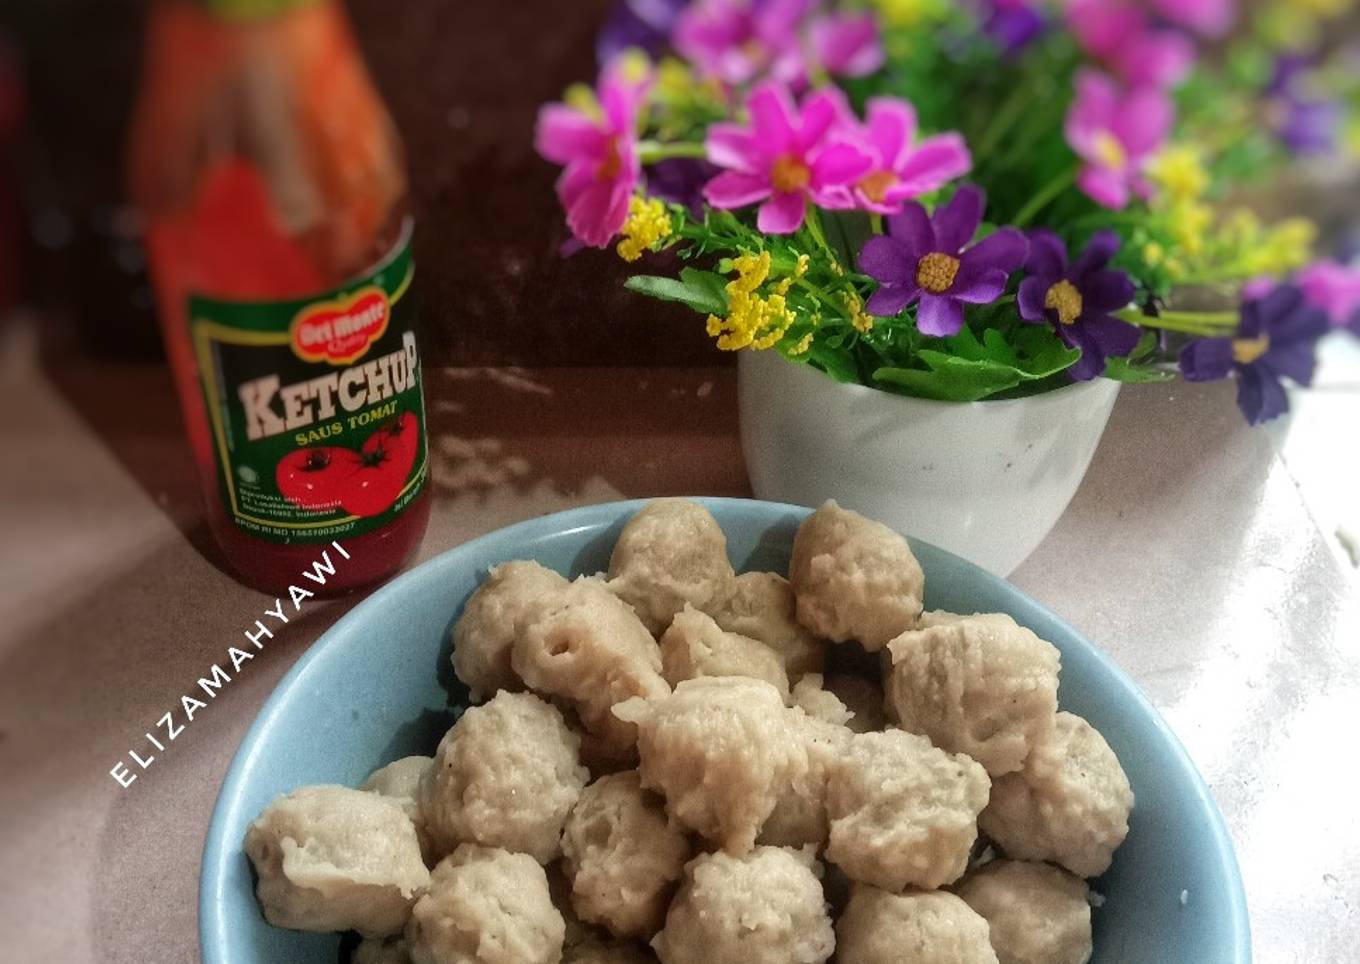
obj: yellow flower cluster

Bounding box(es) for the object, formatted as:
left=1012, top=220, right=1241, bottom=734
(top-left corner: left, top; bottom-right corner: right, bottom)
left=843, top=288, right=874, bottom=334
left=1167, top=201, right=1214, bottom=258
left=656, top=58, right=692, bottom=101
left=1142, top=143, right=1316, bottom=279
left=617, top=196, right=673, bottom=262
left=653, top=56, right=725, bottom=122
left=870, top=0, right=948, bottom=27
left=563, top=83, right=601, bottom=122
left=1229, top=212, right=1316, bottom=275
left=1283, top=0, right=1350, bottom=16
left=1145, top=145, right=1210, bottom=275
left=1257, top=0, right=1350, bottom=47
left=615, top=49, right=652, bottom=86
left=706, top=251, right=797, bottom=351
left=1148, top=146, right=1208, bottom=202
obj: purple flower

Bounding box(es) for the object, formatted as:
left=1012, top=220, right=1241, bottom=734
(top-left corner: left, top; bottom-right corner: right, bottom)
left=858, top=184, right=1028, bottom=335
left=1266, top=56, right=1339, bottom=156
left=673, top=0, right=807, bottom=87
left=1297, top=260, right=1360, bottom=327
left=535, top=60, right=651, bottom=248
left=1018, top=229, right=1140, bottom=380
left=646, top=157, right=719, bottom=216
left=1066, top=69, right=1173, bottom=210
left=703, top=83, right=874, bottom=233
left=979, top=0, right=1047, bottom=55
left=1179, top=284, right=1329, bottom=425
left=1274, top=97, right=1341, bottom=155
left=838, top=97, right=972, bottom=215
left=1241, top=276, right=1276, bottom=302
left=808, top=13, right=885, bottom=78
left=597, top=0, right=690, bottom=64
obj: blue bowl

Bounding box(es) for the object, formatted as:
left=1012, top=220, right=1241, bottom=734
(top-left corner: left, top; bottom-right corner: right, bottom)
left=200, top=498, right=1250, bottom=963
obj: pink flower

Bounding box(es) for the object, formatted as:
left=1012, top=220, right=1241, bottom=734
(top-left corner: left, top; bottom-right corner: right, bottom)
left=703, top=83, right=875, bottom=233
left=534, top=60, right=650, bottom=248
left=1066, top=0, right=1194, bottom=89
left=1116, top=31, right=1195, bottom=88
left=674, top=0, right=807, bottom=87
left=808, top=13, right=885, bottom=78
left=674, top=0, right=883, bottom=88
left=1298, top=261, right=1360, bottom=327
left=1065, top=69, right=1172, bottom=210
left=1149, top=0, right=1235, bottom=37
left=1066, top=0, right=1143, bottom=60
left=840, top=97, right=972, bottom=214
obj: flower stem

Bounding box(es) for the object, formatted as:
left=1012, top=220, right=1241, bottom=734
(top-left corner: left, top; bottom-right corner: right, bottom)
left=1062, top=211, right=1147, bottom=233
left=803, top=207, right=837, bottom=263
left=1011, top=167, right=1077, bottom=228
left=973, top=85, right=1031, bottom=159
left=637, top=141, right=708, bottom=163
left=1117, top=307, right=1239, bottom=335
left=794, top=277, right=847, bottom=317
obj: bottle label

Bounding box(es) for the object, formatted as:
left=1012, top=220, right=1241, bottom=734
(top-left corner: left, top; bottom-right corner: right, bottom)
left=188, top=224, right=427, bottom=544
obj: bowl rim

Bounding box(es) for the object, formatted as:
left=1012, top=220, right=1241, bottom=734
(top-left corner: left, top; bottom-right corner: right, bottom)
left=199, top=496, right=1251, bottom=963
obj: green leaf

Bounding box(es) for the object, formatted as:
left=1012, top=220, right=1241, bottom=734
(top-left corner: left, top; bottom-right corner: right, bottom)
left=980, top=328, right=1022, bottom=365
left=679, top=267, right=730, bottom=310
left=874, top=357, right=1024, bottom=401
left=820, top=210, right=874, bottom=271
left=1129, top=329, right=1158, bottom=362
left=871, top=321, right=1084, bottom=401
left=706, top=209, right=743, bottom=233
left=1008, top=326, right=1082, bottom=377
left=805, top=342, right=860, bottom=384
left=947, top=327, right=1079, bottom=377
left=623, top=269, right=728, bottom=316
left=943, top=325, right=993, bottom=363
left=1103, top=357, right=1176, bottom=383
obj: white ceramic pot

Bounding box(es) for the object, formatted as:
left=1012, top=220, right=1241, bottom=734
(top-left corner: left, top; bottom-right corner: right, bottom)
left=738, top=349, right=1120, bottom=576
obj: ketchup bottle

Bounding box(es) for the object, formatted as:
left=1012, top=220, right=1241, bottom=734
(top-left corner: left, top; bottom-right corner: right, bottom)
left=128, top=0, right=430, bottom=594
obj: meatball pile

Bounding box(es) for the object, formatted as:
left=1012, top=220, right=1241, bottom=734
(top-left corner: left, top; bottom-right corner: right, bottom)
left=245, top=499, right=1134, bottom=964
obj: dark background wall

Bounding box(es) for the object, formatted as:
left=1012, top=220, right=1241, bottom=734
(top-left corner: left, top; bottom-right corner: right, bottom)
left=5, top=1, right=1356, bottom=367
left=1, top=0, right=715, bottom=366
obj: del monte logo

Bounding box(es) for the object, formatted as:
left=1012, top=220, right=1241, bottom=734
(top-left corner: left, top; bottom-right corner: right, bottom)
left=290, top=286, right=390, bottom=365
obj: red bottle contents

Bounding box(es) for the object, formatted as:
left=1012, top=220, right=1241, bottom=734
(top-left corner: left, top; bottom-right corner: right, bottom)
left=130, top=0, right=430, bottom=593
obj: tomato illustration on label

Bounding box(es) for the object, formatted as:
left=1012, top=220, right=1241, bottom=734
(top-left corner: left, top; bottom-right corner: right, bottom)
left=362, top=413, right=419, bottom=479
left=342, top=413, right=419, bottom=517
left=275, top=412, right=420, bottom=519
left=275, top=447, right=357, bottom=510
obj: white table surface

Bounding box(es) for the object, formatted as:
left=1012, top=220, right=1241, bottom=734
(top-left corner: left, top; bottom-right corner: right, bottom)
left=1, top=316, right=1356, bottom=963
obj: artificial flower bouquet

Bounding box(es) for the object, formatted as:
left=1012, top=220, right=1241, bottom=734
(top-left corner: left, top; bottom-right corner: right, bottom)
left=535, top=0, right=1360, bottom=424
